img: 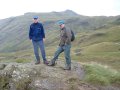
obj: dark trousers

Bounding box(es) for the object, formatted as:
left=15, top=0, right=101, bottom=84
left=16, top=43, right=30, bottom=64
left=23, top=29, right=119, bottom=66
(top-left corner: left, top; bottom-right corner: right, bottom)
left=52, top=45, right=71, bottom=65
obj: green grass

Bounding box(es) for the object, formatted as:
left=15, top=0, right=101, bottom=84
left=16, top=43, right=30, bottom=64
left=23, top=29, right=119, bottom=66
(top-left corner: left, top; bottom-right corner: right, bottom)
left=14, top=77, right=32, bottom=90
left=15, top=58, right=31, bottom=63
left=83, top=63, right=120, bottom=85
left=74, top=26, right=120, bottom=48
left=82, top=42, right=120, bottom=53
left=0, top=50, right=34, bottom=63
left=69, top=26, right=120, bottom=71
left=71, top=53, right=120, bottom=71
left=0, top=75, right=10, bottom=90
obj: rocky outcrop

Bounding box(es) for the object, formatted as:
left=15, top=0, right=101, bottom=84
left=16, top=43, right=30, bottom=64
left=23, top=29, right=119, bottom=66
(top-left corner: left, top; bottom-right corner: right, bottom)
left=0, top=61, right=99, bottom=90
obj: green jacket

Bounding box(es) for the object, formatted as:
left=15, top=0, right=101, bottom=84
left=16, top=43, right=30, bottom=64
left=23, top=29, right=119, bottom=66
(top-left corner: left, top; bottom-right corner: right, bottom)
left=59, top=27, right=72, bottom=46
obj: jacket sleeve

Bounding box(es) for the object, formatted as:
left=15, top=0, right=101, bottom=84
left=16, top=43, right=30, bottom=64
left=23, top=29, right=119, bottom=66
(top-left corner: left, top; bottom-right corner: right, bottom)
left=41, top=24, right=45, bottom=38
left=29, top=25, right=32, bottom=40
left=65, top=28, right=72, bottom=44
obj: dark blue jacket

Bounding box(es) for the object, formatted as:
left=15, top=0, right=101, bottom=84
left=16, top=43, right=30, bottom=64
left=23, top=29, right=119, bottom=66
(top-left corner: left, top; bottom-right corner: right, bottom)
left=29, top=22, right=45, bottom=41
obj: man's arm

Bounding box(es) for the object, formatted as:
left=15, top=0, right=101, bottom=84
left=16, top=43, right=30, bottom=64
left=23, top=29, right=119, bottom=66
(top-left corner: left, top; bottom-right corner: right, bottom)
left=65, top=28, right=72, bottom=45
left=41, top=24, right=45, bottom=39
left=29, top=25, right=32, bottom=40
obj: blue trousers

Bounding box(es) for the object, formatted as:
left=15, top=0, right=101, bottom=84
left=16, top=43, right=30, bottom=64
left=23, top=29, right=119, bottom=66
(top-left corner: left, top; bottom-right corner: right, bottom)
left=52, top=45, right=71, bottom=65
left=32, top=40, right=46, bottom=62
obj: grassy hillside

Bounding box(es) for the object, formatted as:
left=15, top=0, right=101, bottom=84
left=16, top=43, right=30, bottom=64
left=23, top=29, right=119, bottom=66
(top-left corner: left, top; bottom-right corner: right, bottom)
left=0, top=25, right=120, bottom=71
left=71, top=25, right=120, bottom=70
left=0, top=10, right=120, bottom=52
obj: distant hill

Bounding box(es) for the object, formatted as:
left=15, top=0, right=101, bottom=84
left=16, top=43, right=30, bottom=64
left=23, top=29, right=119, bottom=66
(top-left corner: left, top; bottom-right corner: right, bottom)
left=0, top=10, right=120, bottom=52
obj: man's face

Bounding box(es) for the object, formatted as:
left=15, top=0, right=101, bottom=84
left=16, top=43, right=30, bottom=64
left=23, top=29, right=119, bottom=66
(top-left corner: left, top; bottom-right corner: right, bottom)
left=59, top=24, right=65, bottom=29
left=33, top=19, right=38, bottom=23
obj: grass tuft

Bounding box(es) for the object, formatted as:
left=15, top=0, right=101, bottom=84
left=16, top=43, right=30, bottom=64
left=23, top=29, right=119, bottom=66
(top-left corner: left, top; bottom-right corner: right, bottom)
left=83, top=63, right=120, bottom=85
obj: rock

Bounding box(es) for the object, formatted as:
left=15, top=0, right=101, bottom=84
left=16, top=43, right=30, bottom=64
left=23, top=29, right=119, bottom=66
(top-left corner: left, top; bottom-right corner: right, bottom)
left=0, top=64, right=6, bottom=70
left=0, top=61, right=97, bottom=90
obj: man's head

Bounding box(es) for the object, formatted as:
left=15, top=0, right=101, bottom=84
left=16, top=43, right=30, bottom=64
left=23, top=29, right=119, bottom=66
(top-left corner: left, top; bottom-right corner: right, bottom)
left=33, top=16, right=39, bottom=23
left=58, top=20, right=65, bottom=29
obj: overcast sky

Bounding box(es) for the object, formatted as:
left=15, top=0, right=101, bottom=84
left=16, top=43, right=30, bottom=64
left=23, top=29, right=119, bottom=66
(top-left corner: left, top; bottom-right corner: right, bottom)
left=0, top=0, right=120, bottom=19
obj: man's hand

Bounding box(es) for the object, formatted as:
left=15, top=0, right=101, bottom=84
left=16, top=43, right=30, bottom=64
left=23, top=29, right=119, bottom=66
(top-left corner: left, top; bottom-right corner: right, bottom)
left=30, top=39, right=32, bottom=42
left=43, top=38, right=45, bottom=42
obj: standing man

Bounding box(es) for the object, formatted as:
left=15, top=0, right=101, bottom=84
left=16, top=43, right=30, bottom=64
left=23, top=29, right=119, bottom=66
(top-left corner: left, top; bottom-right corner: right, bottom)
left=29, top=16, right=48, bottom=65
left=48, top=20, right=72, bottom=70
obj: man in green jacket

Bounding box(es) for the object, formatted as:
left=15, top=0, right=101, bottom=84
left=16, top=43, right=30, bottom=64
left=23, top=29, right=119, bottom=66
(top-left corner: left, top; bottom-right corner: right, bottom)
left=48, top=20, right=72, bottom=70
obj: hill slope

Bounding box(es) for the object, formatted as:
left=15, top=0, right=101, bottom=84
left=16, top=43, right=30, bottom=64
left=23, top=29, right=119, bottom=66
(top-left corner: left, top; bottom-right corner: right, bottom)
left=0, top=10, right=120, bottom=52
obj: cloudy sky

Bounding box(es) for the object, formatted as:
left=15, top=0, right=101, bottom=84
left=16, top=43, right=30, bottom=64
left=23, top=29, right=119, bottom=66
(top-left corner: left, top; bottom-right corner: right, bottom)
left=0, top=0, right=120, bottom=19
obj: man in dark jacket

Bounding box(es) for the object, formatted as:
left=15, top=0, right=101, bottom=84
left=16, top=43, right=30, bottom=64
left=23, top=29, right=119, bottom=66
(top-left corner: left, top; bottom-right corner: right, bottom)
left=29, top=16, right=48, bottom=65
left=48, top=20, right=72, bottom=70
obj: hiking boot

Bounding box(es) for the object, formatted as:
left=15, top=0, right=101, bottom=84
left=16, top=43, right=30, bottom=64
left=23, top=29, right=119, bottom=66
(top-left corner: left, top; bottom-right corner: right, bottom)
left=63, top=65, right=71, bottom=70
left=35, top=61, right=40, bottom=65
left=47, top=60, right=56, bottom=66
left=43, top=60, right=49, bottom=65
left=63, top=67, right=71, bottom=70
